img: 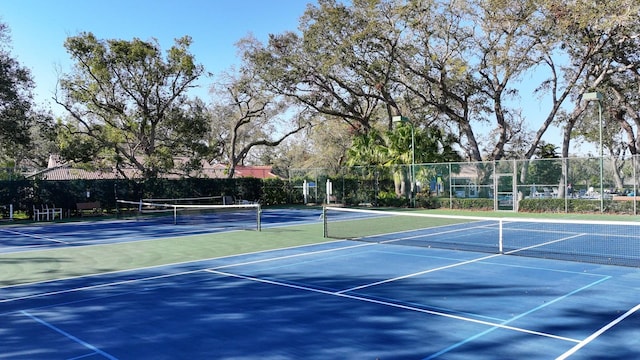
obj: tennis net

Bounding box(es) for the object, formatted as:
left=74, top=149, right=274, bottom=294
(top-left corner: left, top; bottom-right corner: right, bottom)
left=117, top=200, right=261, bottom=231
left=141, top=195, right=236, bottom=205
left=322, top=206, right=640, bottom=267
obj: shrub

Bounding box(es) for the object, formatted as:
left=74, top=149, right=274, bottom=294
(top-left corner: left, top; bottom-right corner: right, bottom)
left=416, top=194, right=444, bottom=209
left=262, top=178, right=299, bottom=205
left=452, top=198, right=493, bottom=210
left=518, top=198, right=637, bottom=214
left=377, top=191, right=408, bottom=207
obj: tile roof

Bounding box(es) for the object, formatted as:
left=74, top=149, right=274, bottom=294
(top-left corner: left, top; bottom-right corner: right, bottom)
left=28, top=155, right=278, bottom=180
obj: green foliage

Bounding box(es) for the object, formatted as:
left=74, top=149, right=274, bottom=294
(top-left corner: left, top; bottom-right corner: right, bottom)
left=519, top=198, right=567, bottom=212
left=414, top=196, right=494, bottom=210
left=416, top=194, right=442, bottom=209
left=346, top=123, right=462, bottom=200
left=449, top=198, right=494, bottom=211
left=348, top=124, right=462, bottom=167
left=244, top=0, right=402, bottom=133
left=57, top=33, right=209, bottom=179
left=0, top=178, right=264, bottom=218
left=376, top=190, right=407, bottom=207
left=3, top=175, right=639, bottom=220
left=414, top=195, right=493, bottom=211
left=0, top=22, right=37, bottom=165
left=528, top=145, right=562, bottom=185
left=331, top=174, right=394, bottom=206
left=346, top=128, right=387, bottom=167
left=262, top=178, right=300, bottom=205
left=518, top=198, right=636, bottom=214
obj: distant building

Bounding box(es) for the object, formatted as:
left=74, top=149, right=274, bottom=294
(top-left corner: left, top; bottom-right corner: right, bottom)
left=26, top=155, right=279, bottom=180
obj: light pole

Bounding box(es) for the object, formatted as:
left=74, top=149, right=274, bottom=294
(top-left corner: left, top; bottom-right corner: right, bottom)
left=582, top=91, right=604, bottom=212
left=392, top=115, right=415, bottom=207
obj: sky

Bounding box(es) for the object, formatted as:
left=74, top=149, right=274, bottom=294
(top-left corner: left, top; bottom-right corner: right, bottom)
left=1, top=0, right=590, bottom=155
left=1, top=0, right=313, bottom=111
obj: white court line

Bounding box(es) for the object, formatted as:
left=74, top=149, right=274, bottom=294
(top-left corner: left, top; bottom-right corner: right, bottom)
left=503, top=233, right=586, bottom=255
left=211, top=241, right=373, bottom=271
left=0, top=228, right=69, bottom=245
left=206, top=269, right=580, bottom=344
left=503, top=222, right=640, bottom=240
left=379, top=223, right=495, bottom=245
left=0, top=214, right=322, bottom=256
left=0, top=243, right=67, bottom=253
left=337, top=230, right=589, bottom=294
left=555, top=303, right=640, bottom=360
left=21, top=310, right=118, bottom=360
left=0, top=223, right=251, bottom=255
left=3, top=233, right=623, bottom=354
left=0, top=240, right=365, bottom=303
left=421, top=275, right=612, bottom=359
left=337, top=252, right=503, bottom=294
left=0, top=269, right=206, bottom=306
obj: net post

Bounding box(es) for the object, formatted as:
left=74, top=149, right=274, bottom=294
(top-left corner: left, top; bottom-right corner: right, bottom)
left=322, top=206, right=328, bottom=238
left=257, top=204, right=262, bottom=231
left=173, top=206, right=177, bottom=225
left=498, top=219, right=504, bottom=254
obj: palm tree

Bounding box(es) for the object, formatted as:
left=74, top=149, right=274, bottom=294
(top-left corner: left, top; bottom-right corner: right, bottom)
left=347, top=123, right=462, bottom=200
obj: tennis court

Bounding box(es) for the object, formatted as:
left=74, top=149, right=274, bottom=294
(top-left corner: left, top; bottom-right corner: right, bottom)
left=1, top=207, right=639, bottom=359
left=0, top=207, right=319, bottom=254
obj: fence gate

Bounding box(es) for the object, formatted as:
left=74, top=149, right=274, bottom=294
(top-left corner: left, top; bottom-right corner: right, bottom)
left=496, top=173, right=515, bottom=211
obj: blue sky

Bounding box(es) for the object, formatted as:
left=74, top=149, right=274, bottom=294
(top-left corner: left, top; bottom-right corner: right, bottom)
left=2, top=0, right=586, bottom=154
left=1, top=0, right=312, bottom=111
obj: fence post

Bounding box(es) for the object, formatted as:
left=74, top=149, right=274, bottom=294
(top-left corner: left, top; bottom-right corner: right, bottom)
left=563, top=157, right=568, bottom=213
left=635, top=154, right=638, bottom=216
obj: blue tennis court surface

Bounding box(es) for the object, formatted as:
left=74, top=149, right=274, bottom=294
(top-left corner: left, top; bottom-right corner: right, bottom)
left=323, top=207, right=640, bottom=268
left=0, top=209, right=322, bottom=254
left=1, top=236, right=639, bottom=359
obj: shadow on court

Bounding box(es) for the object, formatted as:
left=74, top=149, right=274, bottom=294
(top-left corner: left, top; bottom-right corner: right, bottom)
left=0, top=209, right=323, bottom=254
left=1, top=241, right=638, bottom=359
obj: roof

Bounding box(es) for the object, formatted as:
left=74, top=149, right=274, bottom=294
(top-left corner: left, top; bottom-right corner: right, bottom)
left=233, top=165, right=279, bottom=179
left=28, top=155, right=279, bottom=180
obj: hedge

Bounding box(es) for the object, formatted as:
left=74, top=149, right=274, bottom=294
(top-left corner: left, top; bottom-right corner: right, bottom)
left=0, top=178, right=268, bottom=218
left=519, top=198, right=636, bottom=214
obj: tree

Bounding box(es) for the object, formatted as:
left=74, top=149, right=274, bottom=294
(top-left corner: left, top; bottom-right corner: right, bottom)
left=19, top=111, right=57, bottom=168
left=208, top=61, right=309, bottom=178
left=528, top=142, right=562, bottom=186
left=536, top=0, right=640, bottom=196
left=394, top=0, right=484, bottom=161
left=289, top=116, right=355, bottom=173
left=346, top=126, right=405, bottom=197
left=243, top=0, right=403, bottom=134
left=541, top=0, right=640, bottom=158
left=472, top=0, right=547, bottom=160
left=0, top=21, right=36, bottom=168
left=347, top=122, right=461, bottom=197
left=54, top=33, right=210, bottom=179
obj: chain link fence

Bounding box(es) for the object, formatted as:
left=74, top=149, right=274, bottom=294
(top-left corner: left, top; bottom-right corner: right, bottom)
left=2, top=155, right=639, bottom=219
left=289, top=156, right=640, bottom=214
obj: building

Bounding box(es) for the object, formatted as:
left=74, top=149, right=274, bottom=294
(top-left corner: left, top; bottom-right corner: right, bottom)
left=26, top=155, right=279, bottom=180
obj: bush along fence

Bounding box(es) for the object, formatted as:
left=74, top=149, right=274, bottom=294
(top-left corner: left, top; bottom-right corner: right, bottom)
left=3, top=155, right=640, bottom=220
left=0, top=177, right=293, bottom=220
left=288, top=155, right=640, bottom=215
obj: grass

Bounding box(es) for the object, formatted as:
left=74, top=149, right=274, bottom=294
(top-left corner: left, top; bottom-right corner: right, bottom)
left=3, top=206, right=638, bottom=288
left=0, top=222, right=329, bottom=287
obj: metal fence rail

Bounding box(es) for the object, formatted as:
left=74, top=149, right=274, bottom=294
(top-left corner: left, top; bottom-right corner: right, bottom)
left=289, top=156, right=640, bottom=214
